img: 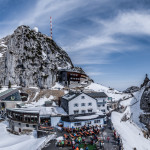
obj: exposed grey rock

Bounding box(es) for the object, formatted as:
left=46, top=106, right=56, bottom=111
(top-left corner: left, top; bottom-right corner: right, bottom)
left=123, top=86, right=140, bottom=93
left=140, top=83, right=150, bottom=112
left=0, top=25, right=74, bottom=88
left=141, top=74, right=149, bottom=88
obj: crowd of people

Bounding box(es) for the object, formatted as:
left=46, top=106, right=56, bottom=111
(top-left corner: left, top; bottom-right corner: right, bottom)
left=56, top=124, right=123, bottom=150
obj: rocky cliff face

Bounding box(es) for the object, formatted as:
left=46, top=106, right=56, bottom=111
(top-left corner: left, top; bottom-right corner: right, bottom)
left=0, top=25, right=73, bottom=88
left=140, top=81, right=150, bottom=112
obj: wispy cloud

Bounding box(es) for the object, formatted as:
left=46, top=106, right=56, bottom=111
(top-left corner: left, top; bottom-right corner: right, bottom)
left=64, top=10, right=150, bottom=65
left=70, top=11, right=150, bottom=51
left=0, top=0, right=150, bottom=90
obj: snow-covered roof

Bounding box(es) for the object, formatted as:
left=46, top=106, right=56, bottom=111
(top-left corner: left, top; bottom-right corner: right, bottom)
left=86, top=92, right=108, bottom=98
left=7, top=108, right=40, bottom=114
left=7, top=106, right=67, bottom=116
left=0, top=88, right=20, bottom=100
left=62, top=91, right=107, bottom=101
left=62, top=92, right=81, bottom=101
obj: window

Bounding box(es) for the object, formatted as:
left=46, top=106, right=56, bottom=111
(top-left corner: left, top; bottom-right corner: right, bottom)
left=94, top=120, right=100, bottom=123
left=81, top=96, right=85, bottom=99
left=81, top=110, right=86, bottom=114
left=98, top=105, right=101, bottom=107
left=74, top=110, right=79, bottom=114
left=81, top=103, right=85, bottom=106
left=26, top=124, right=29, bottom=127
left=103, top=104, right=105, bottom=107
left=74, top=103, right=78, bottom=107
left=33, top=125, right=36, bottom=128
left=88, top=109, right=93, bottom=113
left=74, top=123, right=81, bottom=126
left=88, top=102, right=92, bottom=106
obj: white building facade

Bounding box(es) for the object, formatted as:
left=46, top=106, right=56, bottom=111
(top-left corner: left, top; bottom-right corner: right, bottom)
left=61, top=92, right=106, bottom=128
left=86, top=92, right=108, bottom=113
left=68, top=93, right=97, bottom=115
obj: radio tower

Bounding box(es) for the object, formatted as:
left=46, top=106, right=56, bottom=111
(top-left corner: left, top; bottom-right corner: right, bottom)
left=50, top=16, right=52, bottom=39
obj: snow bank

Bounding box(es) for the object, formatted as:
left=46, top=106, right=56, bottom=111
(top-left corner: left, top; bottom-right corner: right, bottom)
left=25, top=96, right=54, bottom=107
left=52, top=82, right=64, bottom=90
left=0, top=87, right=9, bottom=94
left=56, top=136, right=64, bottom=141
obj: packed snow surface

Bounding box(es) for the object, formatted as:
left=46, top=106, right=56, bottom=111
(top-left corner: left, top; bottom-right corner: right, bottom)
left=0, top=121, right=46, bottom=150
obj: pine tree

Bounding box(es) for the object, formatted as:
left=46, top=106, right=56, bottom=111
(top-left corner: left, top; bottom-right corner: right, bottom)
left=8, top=81, right=11, bottom=88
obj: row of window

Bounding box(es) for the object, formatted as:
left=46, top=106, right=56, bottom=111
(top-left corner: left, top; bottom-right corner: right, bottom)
left=74, top=120, right=101, bottom=126
left=70, top=77, right=80, bottom=80
left=70, top=74, right=78, bottom=77
left=18, top=123, right=36, bottom=128
left=74, top=109, right=93, bottom=114
left=74, top=102, right=92, bottom=107
left=97, top=99, right=106, bottom=102
left=98, top=104, right=105, bottom=107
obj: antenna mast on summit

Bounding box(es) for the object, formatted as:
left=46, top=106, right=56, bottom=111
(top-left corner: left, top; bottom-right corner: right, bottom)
left=50, top=16, right=52, bottom=39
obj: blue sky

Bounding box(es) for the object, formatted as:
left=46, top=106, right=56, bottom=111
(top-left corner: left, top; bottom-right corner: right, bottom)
left=0, top=0, right=150, bottom=90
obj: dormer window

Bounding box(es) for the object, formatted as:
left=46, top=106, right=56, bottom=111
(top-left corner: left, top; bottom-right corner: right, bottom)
left=74, top=103, right=78, bottom=107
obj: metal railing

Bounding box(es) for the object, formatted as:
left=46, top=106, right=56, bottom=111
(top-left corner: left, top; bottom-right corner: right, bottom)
left=36, top=133, right=56, bottom=150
